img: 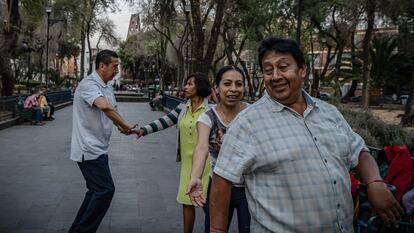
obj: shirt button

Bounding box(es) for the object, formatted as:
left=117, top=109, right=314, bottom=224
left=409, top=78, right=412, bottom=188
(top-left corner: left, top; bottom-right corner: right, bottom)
left=324, top=159, right=328, bottom=163
left=189, top=133, right=192, bottom=135
left=333, top=180, right=337, bottom=184
left=314, top=137, right=317, bottom=141
left=337, top=203, right=340, bottom=208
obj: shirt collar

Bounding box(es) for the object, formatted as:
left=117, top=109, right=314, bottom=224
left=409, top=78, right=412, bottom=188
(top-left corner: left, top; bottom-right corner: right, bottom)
left=186, top=99, right=207, bottom=112
left=266, top=89, right=318, bottom=112
left=92, top=71, right=108, bottom=88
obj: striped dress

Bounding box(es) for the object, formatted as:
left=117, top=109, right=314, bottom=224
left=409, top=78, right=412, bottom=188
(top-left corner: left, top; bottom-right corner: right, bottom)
left=140, top=101, right=211, bottom=205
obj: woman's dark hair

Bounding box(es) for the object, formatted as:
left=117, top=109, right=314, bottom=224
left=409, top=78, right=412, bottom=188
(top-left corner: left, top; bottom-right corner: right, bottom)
left=184, top=72, right=211, bottom=98
left=258, top=36, right=305, bottom=71
left=95, top=49, right=119, bottom=69
left=214, top=65, right=245, bottom=86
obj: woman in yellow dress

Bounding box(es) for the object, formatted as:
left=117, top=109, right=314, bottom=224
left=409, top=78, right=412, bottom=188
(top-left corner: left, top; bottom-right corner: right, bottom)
left=137, top=72, right=212, bottom=233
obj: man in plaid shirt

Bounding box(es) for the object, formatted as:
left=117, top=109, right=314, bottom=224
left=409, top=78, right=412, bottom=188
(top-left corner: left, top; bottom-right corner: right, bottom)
left=209, top=37, right=403, bottom=233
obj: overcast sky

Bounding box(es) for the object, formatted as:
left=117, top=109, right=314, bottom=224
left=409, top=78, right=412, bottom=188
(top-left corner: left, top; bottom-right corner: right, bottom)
left=90, top=0, right=136, bottom=49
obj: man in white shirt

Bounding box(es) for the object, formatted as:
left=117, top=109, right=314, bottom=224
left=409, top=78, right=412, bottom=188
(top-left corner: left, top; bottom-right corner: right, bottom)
left=69, top=50, right=136, bottom=233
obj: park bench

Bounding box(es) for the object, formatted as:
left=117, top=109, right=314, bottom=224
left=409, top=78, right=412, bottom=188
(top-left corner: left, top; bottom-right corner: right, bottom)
left=16, top=96, right=35, bottom=124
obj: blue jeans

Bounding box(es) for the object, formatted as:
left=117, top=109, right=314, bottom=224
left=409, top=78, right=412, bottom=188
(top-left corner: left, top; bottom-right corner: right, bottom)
left=33, top=107, right=42, bottom=122
left=69, top=154, right=115, bottom=233
left=203, top=178, right=251, bottom=233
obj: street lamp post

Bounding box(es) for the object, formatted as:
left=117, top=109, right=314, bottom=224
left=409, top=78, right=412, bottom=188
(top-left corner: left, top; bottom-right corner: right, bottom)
left=45, top=5, right=52, bottom=91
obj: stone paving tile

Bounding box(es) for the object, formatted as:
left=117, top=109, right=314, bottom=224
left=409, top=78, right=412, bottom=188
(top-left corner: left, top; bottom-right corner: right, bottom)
left=0, top=103, right=241, bottom=233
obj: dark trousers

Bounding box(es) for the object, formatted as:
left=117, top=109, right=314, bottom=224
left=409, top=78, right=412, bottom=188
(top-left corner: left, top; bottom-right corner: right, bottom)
left=50, top=104, right=55, bottom=116
left=203, top=178, right=251, bottom=233
left=69, top=154, right=115, bottom=233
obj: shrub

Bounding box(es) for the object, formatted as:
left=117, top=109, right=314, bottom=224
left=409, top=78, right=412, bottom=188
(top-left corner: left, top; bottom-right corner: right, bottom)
left=337, top=105, right=414, bottom=151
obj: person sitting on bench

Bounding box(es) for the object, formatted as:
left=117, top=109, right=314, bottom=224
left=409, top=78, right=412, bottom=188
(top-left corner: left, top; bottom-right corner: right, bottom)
left=38, top=91, right=52, bottom=121
left=42, top=89, right=55, bottom=120
left=24, top=90, right=45, bottom=125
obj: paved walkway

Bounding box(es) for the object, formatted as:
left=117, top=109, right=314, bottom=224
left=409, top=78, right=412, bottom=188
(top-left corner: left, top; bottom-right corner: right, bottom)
left=0, top=103, right=237, bottom=233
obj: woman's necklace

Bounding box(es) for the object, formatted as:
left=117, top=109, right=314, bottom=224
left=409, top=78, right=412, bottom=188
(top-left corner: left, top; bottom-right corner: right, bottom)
left=217, top=103, right=243, bottom=125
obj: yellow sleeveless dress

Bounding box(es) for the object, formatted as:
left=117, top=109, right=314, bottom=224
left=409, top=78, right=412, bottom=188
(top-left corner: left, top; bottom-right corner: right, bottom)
left=177, top=104, right=211, bottom=205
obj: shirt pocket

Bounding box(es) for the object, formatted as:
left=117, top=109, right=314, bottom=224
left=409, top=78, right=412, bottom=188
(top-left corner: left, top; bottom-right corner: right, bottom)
left=317, top=121, right=350, bottom=165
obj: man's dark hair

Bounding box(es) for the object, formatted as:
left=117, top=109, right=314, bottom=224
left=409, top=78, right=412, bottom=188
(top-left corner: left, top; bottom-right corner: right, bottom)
left=95, top=50, right=119, bottom=70
left=214, top=65, right=245, bottom=86
left=184, top=72, right=212, bottom=98
left=258, top=36, right=305, bottom=71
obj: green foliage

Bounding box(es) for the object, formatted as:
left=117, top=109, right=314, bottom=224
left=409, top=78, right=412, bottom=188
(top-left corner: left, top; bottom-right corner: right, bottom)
left=58, top=40, right=80, bottom=60
left=236, top=0, right=297, bottom=41
left=370, top=36, right=400, bottom=87
left=338, top=105, right=414, bottom=149
left=47, top=68, right=71, bottom=87
left=21, top=0, right=45, bottom=32
left=19, top=80, right=41, bottom=88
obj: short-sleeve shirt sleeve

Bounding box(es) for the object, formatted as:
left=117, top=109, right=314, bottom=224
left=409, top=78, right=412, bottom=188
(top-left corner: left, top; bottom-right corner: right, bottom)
left=213, top=116, right=256, bottom=183
left=80, top=81, right=104, bottom=107
left=197, top=112, right=213, bottom=128
left=337, top=110, right=368, bottom=169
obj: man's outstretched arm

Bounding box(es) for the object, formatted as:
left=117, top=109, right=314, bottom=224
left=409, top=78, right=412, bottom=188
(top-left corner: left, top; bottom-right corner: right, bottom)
left=94, top=96, right=136, bottom=133
left=210, top=173, right=232, bottom=233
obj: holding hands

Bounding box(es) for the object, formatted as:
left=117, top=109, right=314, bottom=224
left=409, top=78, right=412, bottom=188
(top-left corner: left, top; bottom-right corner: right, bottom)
left=131, top=128, right=145, bottom=139
left=116, top=123, right=138, bottom=135
left=117, top=124, right=145, bottom=139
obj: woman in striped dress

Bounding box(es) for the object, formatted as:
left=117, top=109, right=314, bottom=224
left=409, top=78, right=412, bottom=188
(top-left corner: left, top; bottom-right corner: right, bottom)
left=136, top=72, right=212, bottom=233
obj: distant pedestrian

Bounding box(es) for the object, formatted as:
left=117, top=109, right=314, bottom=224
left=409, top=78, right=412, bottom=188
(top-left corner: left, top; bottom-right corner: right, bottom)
left=209, top=37, right=403, bottom=233
left=134, top=72, right=212, bottom=233
left=69, top=50, right=137, bottom=233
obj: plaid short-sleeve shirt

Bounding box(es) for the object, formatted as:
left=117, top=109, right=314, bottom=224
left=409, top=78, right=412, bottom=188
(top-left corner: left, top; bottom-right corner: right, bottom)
left=214, top=91, right=367, bottom=233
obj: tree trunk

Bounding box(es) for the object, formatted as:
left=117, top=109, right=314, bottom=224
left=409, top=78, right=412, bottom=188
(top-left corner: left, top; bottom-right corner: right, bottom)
left=296, top=0, right=303, bottom=46
left=199, top=0, right=227, bottom=75
left=361, top=0, right=375, bottom=109
left=1, top=0, right=20, bottom=96
left=333, top=44, right=344, bottom=97
left=0, top=57, right=14, bottom=96
left=401, top=70, right=414, bottom=126
left=87, top=23, right=93, bottom=75
left=80, top=17, right=86, bottom=80
left=343, top=31, right=358, bottom=100
left=177, top=59, right=185, bottom=91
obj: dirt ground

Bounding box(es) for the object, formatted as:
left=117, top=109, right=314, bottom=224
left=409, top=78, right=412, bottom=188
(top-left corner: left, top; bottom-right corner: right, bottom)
left=371, top=109, right=414, bottom=132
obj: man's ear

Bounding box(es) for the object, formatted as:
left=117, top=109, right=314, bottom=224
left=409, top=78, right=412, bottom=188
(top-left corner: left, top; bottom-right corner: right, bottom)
left=299, top=64, right=307, bottom=79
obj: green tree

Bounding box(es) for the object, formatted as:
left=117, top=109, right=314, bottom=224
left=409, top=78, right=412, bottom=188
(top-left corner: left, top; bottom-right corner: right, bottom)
left=377, top=0, right=414, bottom=126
